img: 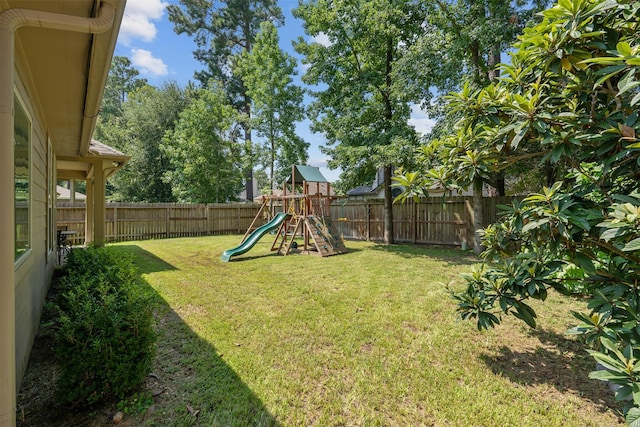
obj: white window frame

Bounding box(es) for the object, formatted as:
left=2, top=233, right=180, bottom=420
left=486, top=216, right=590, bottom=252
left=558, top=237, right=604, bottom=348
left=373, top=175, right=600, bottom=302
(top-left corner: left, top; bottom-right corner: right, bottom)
left=14, top=91, right=32, bottom=265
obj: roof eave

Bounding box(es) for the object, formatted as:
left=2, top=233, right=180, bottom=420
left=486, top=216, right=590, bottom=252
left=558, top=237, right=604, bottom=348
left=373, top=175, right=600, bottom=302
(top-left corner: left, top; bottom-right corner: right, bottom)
left=79, top=0, right=126, bottom=156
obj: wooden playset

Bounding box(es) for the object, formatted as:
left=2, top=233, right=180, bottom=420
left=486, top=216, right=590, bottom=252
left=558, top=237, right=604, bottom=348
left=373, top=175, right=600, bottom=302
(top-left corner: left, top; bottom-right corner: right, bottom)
left=221, top=165, right=347, bottom=262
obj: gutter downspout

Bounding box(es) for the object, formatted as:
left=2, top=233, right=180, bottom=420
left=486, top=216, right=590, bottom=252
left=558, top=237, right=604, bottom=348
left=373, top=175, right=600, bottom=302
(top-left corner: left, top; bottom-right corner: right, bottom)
left=0, top=3, right=115, bottom=425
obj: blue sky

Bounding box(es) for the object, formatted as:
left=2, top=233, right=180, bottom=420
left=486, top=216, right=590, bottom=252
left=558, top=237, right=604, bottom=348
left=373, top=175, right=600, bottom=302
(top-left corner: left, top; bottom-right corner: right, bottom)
left=115, top=0, right=435, bottom=183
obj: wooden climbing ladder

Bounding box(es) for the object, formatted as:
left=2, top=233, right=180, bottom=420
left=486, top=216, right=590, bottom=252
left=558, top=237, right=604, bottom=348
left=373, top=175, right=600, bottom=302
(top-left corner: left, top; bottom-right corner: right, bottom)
left=271, top=215, right=303, bottom=255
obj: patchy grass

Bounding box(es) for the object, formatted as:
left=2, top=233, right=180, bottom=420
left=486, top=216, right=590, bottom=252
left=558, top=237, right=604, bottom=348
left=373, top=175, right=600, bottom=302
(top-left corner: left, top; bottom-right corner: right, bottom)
left=18, top=236, right=624, bottom=426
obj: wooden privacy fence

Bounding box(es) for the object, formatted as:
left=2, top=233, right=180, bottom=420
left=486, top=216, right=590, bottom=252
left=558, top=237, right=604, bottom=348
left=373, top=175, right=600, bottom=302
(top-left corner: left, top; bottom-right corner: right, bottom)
left=330, top=196, right=516, bottom=246
left=56, top=202, right=264, bottom=245
left=57, top=197, right=517, bottom=246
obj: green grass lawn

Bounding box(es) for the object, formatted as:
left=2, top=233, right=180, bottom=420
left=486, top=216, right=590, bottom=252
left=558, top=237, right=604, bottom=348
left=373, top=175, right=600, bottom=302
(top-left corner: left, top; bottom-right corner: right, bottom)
left=109, top=236, right=622, bottom=426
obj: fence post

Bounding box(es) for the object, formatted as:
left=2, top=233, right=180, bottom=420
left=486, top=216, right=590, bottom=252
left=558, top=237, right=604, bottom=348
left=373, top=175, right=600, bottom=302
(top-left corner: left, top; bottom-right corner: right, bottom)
left=412, top=200, right=417, bottom=244
left=165, top=207, right=170, bottom=238
left=206, top=204, right=210, bottom=235
left=366, top=202, right=371, bottom=241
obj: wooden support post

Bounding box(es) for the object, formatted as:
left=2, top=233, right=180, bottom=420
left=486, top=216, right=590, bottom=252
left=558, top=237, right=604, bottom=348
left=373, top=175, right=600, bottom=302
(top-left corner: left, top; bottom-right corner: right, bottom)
left=85, top=176, right=94, bottom=244
left=93, top=162, right=106, bottom=246
left=304, top=181, right=310, bottom=215
left=165, top=207, right=170, bottom=238
left=291, top=165, right=295, bottom=195
left=412, top=200, right=417, bottom=244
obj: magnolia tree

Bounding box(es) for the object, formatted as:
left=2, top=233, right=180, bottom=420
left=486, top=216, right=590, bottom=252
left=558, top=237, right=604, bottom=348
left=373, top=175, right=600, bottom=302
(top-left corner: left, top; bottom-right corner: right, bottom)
left=396, top=0, right=640, bottom=423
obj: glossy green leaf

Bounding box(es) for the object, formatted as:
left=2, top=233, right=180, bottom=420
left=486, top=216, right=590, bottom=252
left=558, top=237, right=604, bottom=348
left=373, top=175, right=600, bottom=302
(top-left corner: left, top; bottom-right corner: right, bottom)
left=623, top=238, right=640, bottom=252
left=627, top=407, right=640, bottom=427
left=574, top=252, right=595, bottom=275
left=589, top=369, right=628, bottom=382
left=618, top=70, right=640, bottom=96
left=514, top=302, right=537, bottom=328
left=617, top=41, right=633, bottom=57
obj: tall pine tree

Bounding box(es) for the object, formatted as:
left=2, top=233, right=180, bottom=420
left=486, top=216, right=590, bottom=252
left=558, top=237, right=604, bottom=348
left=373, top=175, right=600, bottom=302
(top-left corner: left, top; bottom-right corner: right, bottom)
left=167, top=0, right=283, bottom=201
left=237, top=21, right=308, bottom=191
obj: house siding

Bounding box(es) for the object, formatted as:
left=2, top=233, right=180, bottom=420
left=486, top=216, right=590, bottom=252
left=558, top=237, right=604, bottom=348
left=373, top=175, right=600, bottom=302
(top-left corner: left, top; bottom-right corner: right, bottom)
left=13, top=61, right=56, bottom=388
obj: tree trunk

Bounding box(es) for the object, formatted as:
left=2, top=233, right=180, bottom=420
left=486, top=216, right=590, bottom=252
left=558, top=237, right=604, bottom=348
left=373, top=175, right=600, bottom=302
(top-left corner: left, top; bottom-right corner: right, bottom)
left=487, top=44, right=501, bottom=82
left=495, top=173, right=505, bottom=196
left=472, top=177, right=484, bottom=254
left=489, top=44, right=504, bottom=196
left=383, top=165, right=394, bottom=245
left=382, top=37, right=394, bottom=245
left=270, top=128, right=275, bottom=192
left=470, top=40, right=484, bottom=87
left=244, top=124, right=254, bottom=201
left=243, top=95, right=254, bottom=202
left=243, top=28, right=254, bottom=202
left=545, top=161, right=556, bottom=186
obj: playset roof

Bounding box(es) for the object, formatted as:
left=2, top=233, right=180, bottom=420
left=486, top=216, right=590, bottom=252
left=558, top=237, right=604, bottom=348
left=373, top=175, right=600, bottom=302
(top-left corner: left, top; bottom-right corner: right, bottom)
left=287, top=165, right=329, bottom=184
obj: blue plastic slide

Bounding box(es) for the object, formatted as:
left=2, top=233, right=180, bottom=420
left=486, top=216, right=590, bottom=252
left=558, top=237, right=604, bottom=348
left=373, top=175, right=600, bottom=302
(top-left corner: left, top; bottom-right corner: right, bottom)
left=221, top=212, right=290, bottom=262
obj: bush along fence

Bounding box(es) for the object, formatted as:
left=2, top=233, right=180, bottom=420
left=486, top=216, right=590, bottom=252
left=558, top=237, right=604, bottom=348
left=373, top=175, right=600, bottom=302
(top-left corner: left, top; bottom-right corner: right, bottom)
left=57, top=197, right=517, bottom=246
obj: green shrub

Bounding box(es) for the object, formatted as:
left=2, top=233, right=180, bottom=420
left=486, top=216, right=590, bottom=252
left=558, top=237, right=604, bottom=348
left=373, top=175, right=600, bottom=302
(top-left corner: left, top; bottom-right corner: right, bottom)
left=53, top=246, right=156, bottom=405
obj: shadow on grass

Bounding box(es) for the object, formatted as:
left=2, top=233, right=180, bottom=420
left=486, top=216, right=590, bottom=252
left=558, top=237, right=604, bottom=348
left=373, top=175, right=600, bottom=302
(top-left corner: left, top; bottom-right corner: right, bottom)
left=368, top=242, right=479, bottom=266
left=114, top=245, right=281, bottom=426
left=480, top=328, right=621, bottom=414
left=114, top=244, right=179, bottom=273
left=17, top=245, right=280, bottom=427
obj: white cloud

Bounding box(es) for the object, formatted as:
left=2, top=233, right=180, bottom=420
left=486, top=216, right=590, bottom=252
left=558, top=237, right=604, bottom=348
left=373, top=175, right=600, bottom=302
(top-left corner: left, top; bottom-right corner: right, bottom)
left=408, top=104, right=436, bottom=136
left=312, top=32, right=331, bottom=47
left=119, top=0, right=168, bottom=45
left=131, top=49, right=168, bottom=77
left=308, top=157, right=329, bottom=168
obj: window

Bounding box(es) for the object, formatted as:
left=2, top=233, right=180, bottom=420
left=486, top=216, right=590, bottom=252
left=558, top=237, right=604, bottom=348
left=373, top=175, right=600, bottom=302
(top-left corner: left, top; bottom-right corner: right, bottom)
left=14, top=95, right=30, bottom=260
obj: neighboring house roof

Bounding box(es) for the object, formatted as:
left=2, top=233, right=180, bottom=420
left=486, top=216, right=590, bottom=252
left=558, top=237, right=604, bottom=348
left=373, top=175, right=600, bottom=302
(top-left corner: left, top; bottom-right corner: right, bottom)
left=56, top=185, right=86, bottom=201
left=237, top=177, right=260, bottom=202
left=346, top=167, right=476, bottom=198
left=346, top=167, right=401, bottom=198
left=347, top=185, right=376, bottom=197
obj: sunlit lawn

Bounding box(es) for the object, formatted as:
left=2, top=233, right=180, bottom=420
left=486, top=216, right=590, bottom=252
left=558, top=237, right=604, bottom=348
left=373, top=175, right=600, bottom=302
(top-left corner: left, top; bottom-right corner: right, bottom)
left=111, top=236, right=623, bottom=426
